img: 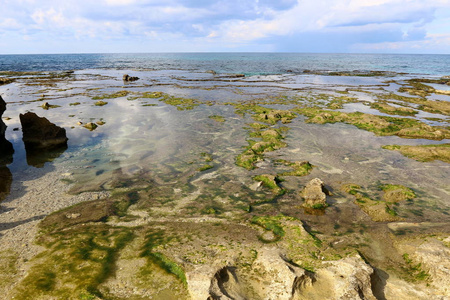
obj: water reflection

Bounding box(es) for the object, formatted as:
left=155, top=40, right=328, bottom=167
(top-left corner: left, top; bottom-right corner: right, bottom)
left=0, top=166, right=12, bottom=202
left=24, top=143, right=67, bottom=168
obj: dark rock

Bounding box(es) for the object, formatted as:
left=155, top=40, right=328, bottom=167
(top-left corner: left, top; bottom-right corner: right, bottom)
left=123, top=74, right=139, bottom=82
left=0, top=77, right=14, bottom=85
left=0, top=96, right=13, bottom=201
left=20, top=112, right=68, bottom=149
left=0, top=96, right=14, bottom=163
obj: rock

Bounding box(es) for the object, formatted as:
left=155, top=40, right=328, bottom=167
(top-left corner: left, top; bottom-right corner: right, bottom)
left=0, top=77, right=14, bottom=85
left=41, top=102, right=50, bottom=109
left=0, top=96, right=14, bottom=163
left=295, top=255, right=376, bottom=300
left=302, top=178, right=329, bottom=209
left=84, top=122, right=98, bottom=131
left=404, top=237, right=450, bottom=296
left=20, top=112, right=68, bottom=149
left=123, top=74, right=139, bottom=82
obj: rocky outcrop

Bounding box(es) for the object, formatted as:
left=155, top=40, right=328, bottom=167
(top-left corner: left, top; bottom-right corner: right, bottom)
left=302, top=178, right=330, bottom=208
left=293, top=255, right=376, bottom=300
left=123, top=74, right=139, bottom=82
left=0, top=96, right=14, bottom=162
left=0, top=96, right=13, bottom=202
left=20, top=112, right=68, bottom=149
left=0, top=77, right=14, bottom=85
left=190, top=248, right=377, bottom=300
left=20, top=112, right=68, bottom=167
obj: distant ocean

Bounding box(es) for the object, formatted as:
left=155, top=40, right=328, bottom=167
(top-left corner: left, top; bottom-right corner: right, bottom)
left=0, top=53, right=449, bottom=76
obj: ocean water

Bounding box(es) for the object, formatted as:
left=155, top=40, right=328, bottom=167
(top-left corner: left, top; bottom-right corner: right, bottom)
left=0, top=53, right=449, bottom=76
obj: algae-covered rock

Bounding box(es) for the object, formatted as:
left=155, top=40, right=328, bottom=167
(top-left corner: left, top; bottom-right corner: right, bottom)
left=84, top=122, right=98, bottom=131
left=382, top=144, right=450, bottom=163
left=302, top=178, right=329, bottom=209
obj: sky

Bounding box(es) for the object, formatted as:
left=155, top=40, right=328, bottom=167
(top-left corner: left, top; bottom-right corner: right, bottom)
left=0, top=0, right=449, bottom=54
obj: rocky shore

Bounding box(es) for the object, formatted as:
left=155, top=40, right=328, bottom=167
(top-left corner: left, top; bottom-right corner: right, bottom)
left=0, top=69, right=448, bottom=299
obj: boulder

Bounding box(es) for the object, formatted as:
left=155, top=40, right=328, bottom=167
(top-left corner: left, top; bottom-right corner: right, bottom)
left=0, top=96, right=14, bottom=162
left=302, top=178, right=329, bottom=209
left=19, top=112, right=68, bottom=149
left=123, top=74, right=139, bottom=82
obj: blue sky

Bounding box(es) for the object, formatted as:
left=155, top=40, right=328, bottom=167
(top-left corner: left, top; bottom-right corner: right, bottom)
left=1, top=0, right=449, bottom=54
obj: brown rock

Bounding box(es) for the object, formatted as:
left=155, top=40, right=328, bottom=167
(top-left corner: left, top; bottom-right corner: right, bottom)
left=123, top=74, right=139, bottom=82
left=19, top=112, right=68, bottom=149
left=302, top=178, right=329, bottom=208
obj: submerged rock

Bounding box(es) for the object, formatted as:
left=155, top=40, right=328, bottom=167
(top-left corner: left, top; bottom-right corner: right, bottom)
left=302, top=178, right=330, bottom=209
left=123, top=74, right=139, bottom=82
left=20, top=112, right=68, bottom=149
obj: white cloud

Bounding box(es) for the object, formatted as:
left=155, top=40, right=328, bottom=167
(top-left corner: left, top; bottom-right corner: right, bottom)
left=0, top=0, right=450, bottom=53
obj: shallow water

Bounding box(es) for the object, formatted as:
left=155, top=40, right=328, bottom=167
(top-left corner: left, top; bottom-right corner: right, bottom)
left=1, top=69, right=448, bottom=213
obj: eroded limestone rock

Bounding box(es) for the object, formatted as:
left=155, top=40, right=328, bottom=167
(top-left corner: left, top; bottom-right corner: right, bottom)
left=302, top=178, right=330, bottom=209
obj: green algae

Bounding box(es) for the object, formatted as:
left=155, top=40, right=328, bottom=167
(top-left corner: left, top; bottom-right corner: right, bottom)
left=0, top=251, right=18, bottom=290
left=140, top=230, right=187, bottom=286
left=277, top=160, right=313, bottom=177
left=94, top=100, right=108, bottom=106
left=294, top=107, right=450, bottom=140
left=370, top=101, right=417, bottom=116
left=236, top=122, right=289, bottom=170
left=198, top=164, right=214, bottom=172
left=402, top=253, right=430, bottom=282
left=251, top=215, right=286, bottom=242
left=92, top=90, right=129, bottom=100
left=209, top=115, right=225, bottom=122
left=12, top=225, right=135, bottom=299
left=379, top=184, right=416, bottom=202
left=253, top=174, right=285, bottom=195
left=382, top=144, right=450, bottom=163
left=342, top=184, right=402, bottom=222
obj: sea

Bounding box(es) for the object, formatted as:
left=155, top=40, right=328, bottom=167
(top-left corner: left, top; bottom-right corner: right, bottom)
left=0, top=53, right=449, bottom=76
